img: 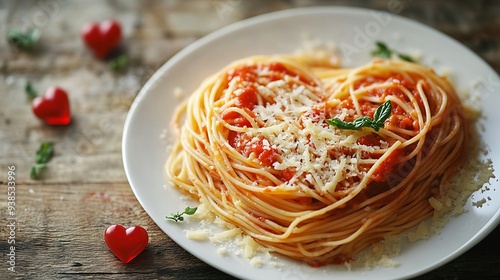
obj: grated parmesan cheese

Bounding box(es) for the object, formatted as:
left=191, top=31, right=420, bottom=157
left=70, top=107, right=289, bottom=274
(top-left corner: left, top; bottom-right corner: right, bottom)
left=209, top=228, right=242, bottom=243
left=378, top=255, right=400, bottom=267
left=248, top=74, right=377, bottom=195
left=217, top=247, right=228, bottom=256
left=240, top=235, right=259, bottom=259
left=408, top=222, right=429, bottom=242
left=249, top=256, right=263, bottom=267
left=190, top=203, right=215, bottom=222
left=186, top=229, right=209, bottom=241
left=428, top=197, right=443, bottom=211
left=183, top=203, right=274, bottom=266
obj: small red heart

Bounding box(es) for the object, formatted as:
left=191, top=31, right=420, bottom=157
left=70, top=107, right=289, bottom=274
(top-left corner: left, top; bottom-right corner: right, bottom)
left=81, top=20, right=122, bottom=58
left=32, top=87, right=71, bottom=125
left=104, top=225, right=148, bottom=263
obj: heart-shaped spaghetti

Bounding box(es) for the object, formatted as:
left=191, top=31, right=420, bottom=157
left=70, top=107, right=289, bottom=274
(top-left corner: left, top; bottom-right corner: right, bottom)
left=166, top=54, right=469, bottom=266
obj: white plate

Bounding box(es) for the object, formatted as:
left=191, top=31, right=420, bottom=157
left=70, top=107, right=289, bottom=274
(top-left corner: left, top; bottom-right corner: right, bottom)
left=123, top=7, right=500, bottom=280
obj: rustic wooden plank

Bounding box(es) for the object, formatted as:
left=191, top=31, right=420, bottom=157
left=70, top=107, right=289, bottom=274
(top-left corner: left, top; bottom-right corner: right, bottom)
left=0, top=184, right=237, bottom=279
left=0, top=71, right=134, bottom=183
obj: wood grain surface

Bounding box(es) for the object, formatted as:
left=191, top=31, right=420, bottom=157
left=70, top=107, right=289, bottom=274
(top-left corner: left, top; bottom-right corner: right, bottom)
left=1, top=0, right=499, bottom=279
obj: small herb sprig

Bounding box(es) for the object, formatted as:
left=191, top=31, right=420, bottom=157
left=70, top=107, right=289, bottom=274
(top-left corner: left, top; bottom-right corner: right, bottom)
left=7, top=28, right=41, bottom=51
left=371, top=41, right=414, bottom=62
left=25, top=82, right=38, bottom=100
left=108, top=55, right=129, bottom=71
left=326, top=100, right=392, bottom=132
left=166, top=206, right=198, bottom=222
left=30, top=142, right=54, bottom=180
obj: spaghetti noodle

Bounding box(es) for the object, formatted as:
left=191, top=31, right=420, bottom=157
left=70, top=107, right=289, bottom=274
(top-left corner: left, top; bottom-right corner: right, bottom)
left=166, top=54, right=469, bottom=266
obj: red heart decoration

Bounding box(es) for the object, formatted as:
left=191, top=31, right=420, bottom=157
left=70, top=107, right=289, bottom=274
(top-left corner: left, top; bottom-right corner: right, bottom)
left=32, top=87, right=71, bottom=125
left=104, top=225, right=148, bottom=263
left=81, top=20, right=122, bottom=58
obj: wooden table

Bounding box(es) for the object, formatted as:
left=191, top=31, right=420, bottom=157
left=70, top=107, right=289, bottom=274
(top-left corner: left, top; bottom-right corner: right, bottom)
left=1, top=0, right=499, bottom=279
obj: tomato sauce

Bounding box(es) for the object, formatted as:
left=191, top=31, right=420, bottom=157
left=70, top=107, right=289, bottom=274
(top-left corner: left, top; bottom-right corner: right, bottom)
left=222, top=108, right=254, bottom=128
left=235, top=87, right=258, bottom=109
left=267, top=62, right=315, bottom=84
left=280, top=168, right=295, bottom=181
left=224, top=62, right=313, bottom=170
left=335, top=74, right=421, bottom=184
left=356, top=134, right=382, bottom=147
left=350, top=75, right=422, bottom=126
left=227, top=62, right=312, bottom=84
left=228, top=131, right=278, bottom=167
left=370, top=149, right=403, bottom=183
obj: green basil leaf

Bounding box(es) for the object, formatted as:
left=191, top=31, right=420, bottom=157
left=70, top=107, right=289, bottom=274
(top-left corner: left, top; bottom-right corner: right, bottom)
left=35, top=142, right=54, bottom=164
left=327, top=101, right=392, bottom=132
left=184, top=206, right=198, bottom=215
left=373, top=101, right=392, bottom=123
left=397, top=53, right=414, bottom=62
left=25, top=82, right=38, bottom=100
left=109, top=55, right=129, bottom=71
left=371, top=41, right=414, bottom=63
left=7, top=28, right=40, bottom=50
